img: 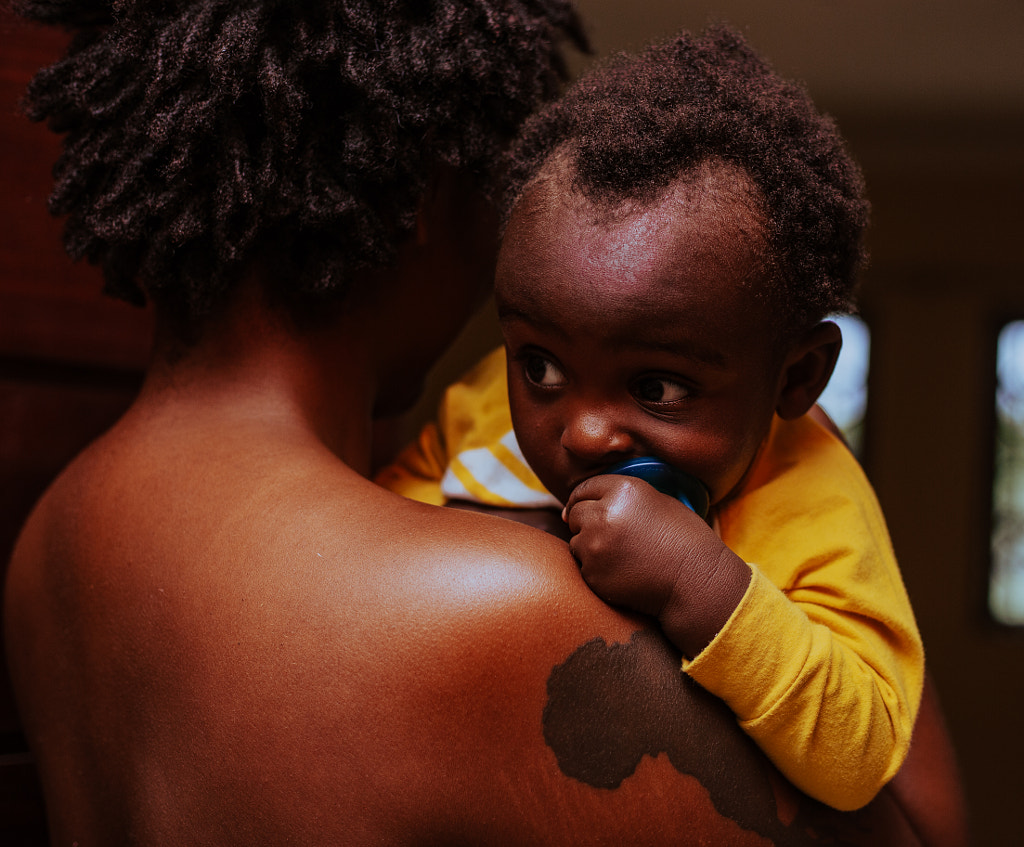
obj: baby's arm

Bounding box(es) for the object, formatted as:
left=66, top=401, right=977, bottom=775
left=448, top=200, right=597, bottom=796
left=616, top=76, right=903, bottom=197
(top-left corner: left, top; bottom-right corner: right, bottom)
left=563, top=473, right=921, bottom=812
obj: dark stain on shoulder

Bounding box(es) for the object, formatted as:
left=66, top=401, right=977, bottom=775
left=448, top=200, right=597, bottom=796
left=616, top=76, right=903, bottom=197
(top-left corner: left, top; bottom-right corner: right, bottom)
left=542, top=629, right=887, bottom=846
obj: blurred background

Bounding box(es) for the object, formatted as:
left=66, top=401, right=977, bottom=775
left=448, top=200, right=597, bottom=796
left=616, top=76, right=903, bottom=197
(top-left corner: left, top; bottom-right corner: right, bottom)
left=2, top=1, right=1023, bottom=842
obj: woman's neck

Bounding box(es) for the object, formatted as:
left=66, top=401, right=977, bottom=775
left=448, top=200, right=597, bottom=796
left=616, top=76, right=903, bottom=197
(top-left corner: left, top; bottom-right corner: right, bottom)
left=137, top=287, right=380, bottom=476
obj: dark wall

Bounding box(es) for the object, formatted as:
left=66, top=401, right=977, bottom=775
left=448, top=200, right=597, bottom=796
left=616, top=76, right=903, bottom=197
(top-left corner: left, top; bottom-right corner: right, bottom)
left=1, top=12, right=151, bottom=843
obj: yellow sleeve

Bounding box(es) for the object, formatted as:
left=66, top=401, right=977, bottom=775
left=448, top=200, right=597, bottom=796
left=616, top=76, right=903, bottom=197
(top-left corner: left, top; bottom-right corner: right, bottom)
left=375, top=347, right=556, bottom=508
left=374, top=420, right=450, bottom=506
left=374, top=347, right=512, bottom=504
left=686, top=415, right=925, bottom=811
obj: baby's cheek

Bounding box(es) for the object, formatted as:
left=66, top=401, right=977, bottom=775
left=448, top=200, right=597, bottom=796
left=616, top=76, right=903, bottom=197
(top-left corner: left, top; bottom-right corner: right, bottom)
left=535, top=459, right=572, bottom=505
left=672, top=435, right=754, bottom=506
left=510, top=409, right=567, bottom=499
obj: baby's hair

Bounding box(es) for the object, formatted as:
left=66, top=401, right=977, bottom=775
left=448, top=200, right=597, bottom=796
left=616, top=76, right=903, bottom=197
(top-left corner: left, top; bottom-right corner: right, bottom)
left=17, top=0, right=587, bottom=333
left=505, top=25, right=869, bottom=333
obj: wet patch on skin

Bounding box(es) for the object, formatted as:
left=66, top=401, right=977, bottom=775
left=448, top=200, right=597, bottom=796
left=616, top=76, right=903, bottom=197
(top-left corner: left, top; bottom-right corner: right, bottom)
left=542, top=630, right=870, bottom=845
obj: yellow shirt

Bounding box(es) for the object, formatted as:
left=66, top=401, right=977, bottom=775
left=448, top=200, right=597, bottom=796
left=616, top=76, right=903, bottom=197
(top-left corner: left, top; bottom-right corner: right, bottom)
left=376, top=347, right=924, bottom=811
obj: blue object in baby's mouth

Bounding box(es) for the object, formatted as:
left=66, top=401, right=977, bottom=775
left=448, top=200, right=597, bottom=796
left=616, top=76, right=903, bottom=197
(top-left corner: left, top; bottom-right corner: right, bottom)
left=604, top=457, right=710, bottom=520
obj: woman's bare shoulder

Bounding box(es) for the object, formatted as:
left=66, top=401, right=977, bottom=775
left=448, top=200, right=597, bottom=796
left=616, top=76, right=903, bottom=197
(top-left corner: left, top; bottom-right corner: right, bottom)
left=8, top=465, right=930, bottom=845
left=330, top=496, right=908, bottom=845
left=372, top=493, right=632, bottom=636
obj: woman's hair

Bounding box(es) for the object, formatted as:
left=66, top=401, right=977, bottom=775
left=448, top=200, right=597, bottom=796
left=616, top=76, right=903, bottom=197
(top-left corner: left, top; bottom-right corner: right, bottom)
left=17, top=0, right=586, bottom=331
left=505, top=25, right=869, bottom=333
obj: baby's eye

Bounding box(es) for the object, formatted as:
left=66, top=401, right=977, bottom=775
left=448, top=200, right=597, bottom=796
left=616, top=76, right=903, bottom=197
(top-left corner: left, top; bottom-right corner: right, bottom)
left=632, top=376, right=689, bottom=404
left=523, top=353, right=567, bottom=387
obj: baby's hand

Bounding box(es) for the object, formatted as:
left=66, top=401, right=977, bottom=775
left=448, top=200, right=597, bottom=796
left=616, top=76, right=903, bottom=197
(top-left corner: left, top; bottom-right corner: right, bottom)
left=563, top=474, right=750, bottom=658
left=563, top=474, right=715, bottom=615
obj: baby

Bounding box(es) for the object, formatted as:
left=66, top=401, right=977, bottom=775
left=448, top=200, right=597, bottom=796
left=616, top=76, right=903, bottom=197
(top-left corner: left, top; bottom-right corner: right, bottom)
left=378, top=26, right=923, bottom=812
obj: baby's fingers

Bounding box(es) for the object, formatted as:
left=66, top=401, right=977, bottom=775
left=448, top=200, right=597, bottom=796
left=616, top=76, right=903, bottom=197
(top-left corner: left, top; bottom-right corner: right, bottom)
left=566, top=474, right=659, bottom=527
left=562, top=494, right=603, bottom=539
left=563, top=474, right=618, bottom=518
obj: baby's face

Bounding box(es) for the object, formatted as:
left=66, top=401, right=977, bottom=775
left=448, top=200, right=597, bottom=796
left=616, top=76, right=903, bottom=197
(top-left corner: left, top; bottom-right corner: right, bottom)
left=496, top=164, right=787, bottom=507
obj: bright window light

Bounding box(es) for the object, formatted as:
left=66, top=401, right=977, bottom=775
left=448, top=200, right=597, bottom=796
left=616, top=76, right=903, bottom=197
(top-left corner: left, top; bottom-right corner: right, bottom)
left=991, top=320, right=1024, bottom=625
left=818, top=314, right=870, bottom=458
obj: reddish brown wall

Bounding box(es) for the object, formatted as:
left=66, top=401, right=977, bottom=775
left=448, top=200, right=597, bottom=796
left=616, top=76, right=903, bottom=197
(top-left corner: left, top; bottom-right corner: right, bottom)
left=1, top=11, right=151, bottom=843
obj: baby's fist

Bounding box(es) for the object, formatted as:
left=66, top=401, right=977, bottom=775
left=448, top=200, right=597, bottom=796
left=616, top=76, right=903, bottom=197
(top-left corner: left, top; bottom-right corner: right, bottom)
left=563, top=474, right=704, bottom=617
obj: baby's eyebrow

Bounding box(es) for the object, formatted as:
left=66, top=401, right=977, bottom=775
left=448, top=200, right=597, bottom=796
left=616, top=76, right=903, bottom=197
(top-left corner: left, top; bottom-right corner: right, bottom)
left=616, top=334, right=728, bottom=368
left=498, top=301, right=728, bottom=369
left=496, top=303, right=532, bottom=323
left=496, top=303, right=568, bottom=337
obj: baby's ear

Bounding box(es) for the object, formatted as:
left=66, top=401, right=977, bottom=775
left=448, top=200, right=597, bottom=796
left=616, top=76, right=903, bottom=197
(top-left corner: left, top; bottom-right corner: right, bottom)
left=775, top=320, right=842, bottom=420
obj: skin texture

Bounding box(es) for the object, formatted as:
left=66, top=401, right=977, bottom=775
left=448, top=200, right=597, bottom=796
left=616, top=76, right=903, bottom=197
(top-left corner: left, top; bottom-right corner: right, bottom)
left=496, top=160, right=841, bottom=656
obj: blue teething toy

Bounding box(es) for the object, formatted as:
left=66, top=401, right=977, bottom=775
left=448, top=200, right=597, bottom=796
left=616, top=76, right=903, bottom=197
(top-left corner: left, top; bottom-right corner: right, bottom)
left=604, top=456, right=710, bottom=520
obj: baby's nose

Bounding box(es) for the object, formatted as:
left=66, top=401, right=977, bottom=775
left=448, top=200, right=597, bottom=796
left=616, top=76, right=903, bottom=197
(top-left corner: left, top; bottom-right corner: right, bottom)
left=560, top=410, right=634, bottom=465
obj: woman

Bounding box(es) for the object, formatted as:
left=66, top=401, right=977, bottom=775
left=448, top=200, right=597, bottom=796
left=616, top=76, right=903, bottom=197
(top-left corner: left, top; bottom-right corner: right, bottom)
left=4, top=1, right=965, bottom=843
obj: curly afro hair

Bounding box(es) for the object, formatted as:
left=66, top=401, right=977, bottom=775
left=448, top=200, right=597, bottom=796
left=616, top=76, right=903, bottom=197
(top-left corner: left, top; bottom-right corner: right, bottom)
left=504, top=25, right=869, bottom=333
left=16, top=0, right=587, bottom=331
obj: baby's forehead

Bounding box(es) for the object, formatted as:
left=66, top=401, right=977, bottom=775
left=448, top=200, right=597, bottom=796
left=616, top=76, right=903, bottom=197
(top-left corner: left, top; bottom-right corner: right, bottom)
left=508, top=158, right=772, bottom=289
left=499, top=161, right=778, bottom=334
